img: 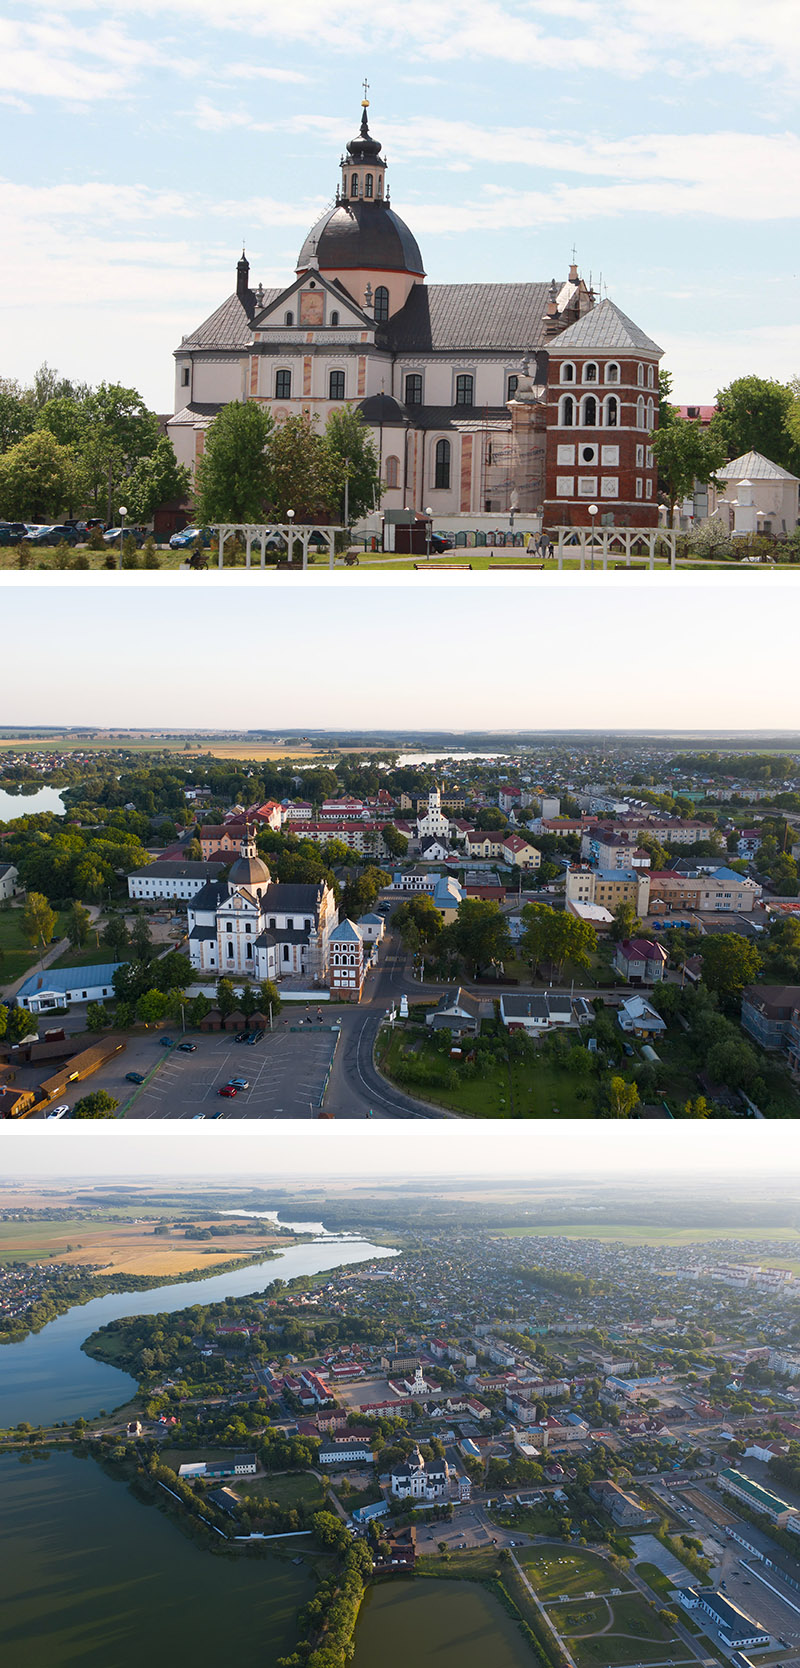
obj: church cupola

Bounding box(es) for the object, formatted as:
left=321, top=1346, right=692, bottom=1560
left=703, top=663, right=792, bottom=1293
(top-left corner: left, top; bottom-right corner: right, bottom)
left=339, top=84, right=387, bottom=205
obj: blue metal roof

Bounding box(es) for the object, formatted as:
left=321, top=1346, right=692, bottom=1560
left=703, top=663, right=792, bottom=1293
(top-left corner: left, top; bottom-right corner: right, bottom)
left=16, top=962, right=127, bottom=999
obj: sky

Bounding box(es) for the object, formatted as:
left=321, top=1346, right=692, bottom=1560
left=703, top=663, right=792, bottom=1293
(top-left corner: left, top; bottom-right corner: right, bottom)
left=4, top=1118, right=800, bottom=1179
left=1, top=580, right=799, bottom=731
left=1, top=2, right=798, bottom=410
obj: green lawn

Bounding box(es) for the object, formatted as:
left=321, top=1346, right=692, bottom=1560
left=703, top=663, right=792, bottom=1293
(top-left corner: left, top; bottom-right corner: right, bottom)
left=517, top=1545, right=628, bottom=1600
left=418, top=1548, right=502, bottom=1579
left=47, top=932, right=121, bottom=972
left=377, top=1030, right=593, bottom=1118
left=0, top=908, right=70, bottom=986
left=553, top=1592, right=691, bottom=1668
left=234, top=1473, right=325, bottom=1511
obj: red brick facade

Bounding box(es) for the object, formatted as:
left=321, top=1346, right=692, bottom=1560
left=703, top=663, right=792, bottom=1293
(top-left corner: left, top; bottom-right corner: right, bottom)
left=543, top=348, right=660, bottom=528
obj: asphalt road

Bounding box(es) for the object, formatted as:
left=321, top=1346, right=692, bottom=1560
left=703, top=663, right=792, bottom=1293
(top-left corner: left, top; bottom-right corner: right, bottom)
left=324, top=928, right=450, bottom=1119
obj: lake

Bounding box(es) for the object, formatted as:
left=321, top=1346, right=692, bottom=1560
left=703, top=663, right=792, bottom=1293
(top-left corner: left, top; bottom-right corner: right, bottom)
left=0, top=1448, right=315, bottom=1668
left=397, top=751, right=514, bottom=765
left=353, top=1576, right=531, bottom=1667
left=0, top=1229, right=396, bottom=1428
left=0, top=786, right=65, bottom=822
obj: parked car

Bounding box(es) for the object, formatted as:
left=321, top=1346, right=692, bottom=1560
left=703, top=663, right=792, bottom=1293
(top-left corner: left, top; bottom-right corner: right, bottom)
left=234, top=1031, right=249, bottom=1043
left=429, top=531, right=449, bottom=553
left=103, top=525, right=145, bottom=546
left=218, top=1084, right=238, bottom=1098
left=168, top=526, right=211, bottom=550
left=26, top=524, right=79, bottom=546
left=227, top=1078, right=249, bottom=1091
left=125, top=1071, right=145, bottom=1084
left=177, top=1041, right=196, bottom=1052
left=0, top=521, right=29, bottom=544
left=245, top=1032, right=261, bottom=1046
left=45, top=1103, right=71, bottom=1118
left=159, top=1036, right=175, bottom=1047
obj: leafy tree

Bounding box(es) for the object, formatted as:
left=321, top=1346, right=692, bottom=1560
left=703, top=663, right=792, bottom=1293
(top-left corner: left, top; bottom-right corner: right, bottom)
left=71, top=1090, right=119, bottom=1119
left=474, top=807, right=507, bottom=829
left=216, top=978, right=237, bottom=1018
left=265, top=411, right=342, bottom=521
left=104, top=914, right=130, bottom=960
left=711, top=375, right=800, bottom=474
left=130, top=915, right=154, bottom=963
left=85, top=1001, right=108, bottom=1032
left=324, top=405, right=381, bottom=523
left=0, top=429, right=82, bottom=519
left=0, top=378, right=36, bottom=452
left=342, top=865, right=390, bottom=919
left=381, top=822, right=408, bottom=857
left=607, top=1076, right=640, bottom=1118
left=21, top=891, right=57, bottom=952
left=259, top=980, right=282, bottom=1016
left=7, top=1006, right=38, bottom=1044
left=393, top=895, right=443, bottom=949
left=706, top=1036, right=759, bottom=1093
left=451, top=897, right=511, bottom=976
left=123, top=437, right=191, bottom=522
left=700, top=933, right=762, bottom=1007
left=608, top=900, right=640, bottom=944
left=81, top=382, right=163, bottom=521
left=650, top=415, right=726, bottom=521
left=136, top=988, right=172, bottom=1026
left=194, top=401, right=275, bottom=523
left=683, top=1095, right=712, bottom=1118
left=66, top=901, right=92, bottom=950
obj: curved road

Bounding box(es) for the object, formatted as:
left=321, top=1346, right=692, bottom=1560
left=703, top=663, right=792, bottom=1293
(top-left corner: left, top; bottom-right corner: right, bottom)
left=324, top=928, right=450, bottom=1118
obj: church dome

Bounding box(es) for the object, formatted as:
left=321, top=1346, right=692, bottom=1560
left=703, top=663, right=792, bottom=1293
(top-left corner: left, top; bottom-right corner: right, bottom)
left=297, top=200, right=424, bottom=278
left=228, top=851, right=270, bottom=888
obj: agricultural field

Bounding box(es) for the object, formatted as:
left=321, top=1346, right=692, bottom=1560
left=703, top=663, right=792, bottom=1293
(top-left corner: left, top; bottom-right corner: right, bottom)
left=0, top=1215, right=284, bottom=1275
left=498, top=1223, right=800, bottom=1247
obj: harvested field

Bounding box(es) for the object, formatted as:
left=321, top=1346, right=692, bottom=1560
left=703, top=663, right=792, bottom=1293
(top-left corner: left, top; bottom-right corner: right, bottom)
left=0, top=1217, right=284, bottom=1276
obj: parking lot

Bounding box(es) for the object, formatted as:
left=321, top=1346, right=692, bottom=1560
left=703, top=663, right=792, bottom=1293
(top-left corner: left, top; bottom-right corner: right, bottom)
left=23, top=1024, right=340, bottom=1119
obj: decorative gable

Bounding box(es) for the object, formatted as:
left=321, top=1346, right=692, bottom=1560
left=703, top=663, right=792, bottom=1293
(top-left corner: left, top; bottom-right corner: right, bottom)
left=253, top=269, right=370, bottom=335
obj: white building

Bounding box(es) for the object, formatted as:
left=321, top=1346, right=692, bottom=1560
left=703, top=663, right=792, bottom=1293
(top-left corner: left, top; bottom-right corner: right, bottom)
left=16, top=962, right=127, bottom=1013
left=127, top=860, right=225, bottom=903
left=0, top=862, right=19, bottom=901
left=417, top=786, right=452, bottom=842
left=708, top=450, right=800, bottom=538
left=390, top=1446, right=449, bottom=1502
left=186, top=827, right=336, bottom=985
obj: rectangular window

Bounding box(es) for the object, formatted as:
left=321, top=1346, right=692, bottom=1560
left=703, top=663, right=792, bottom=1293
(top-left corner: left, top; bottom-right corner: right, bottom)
left=405, top=373, right=423, bottom=405
left=329, top=370, right=345, bottom=400
left=646, top=448, right=653, bottom=467
left=455, top=373, right=474, bottom=406
left=636, top=444, right=644, bottom=467
left=275, top=369, right=291, bottom=399
left=636, top=477, right=643, bottom=498
left=181, top=367, right=190, bottom=387
left=646, top=479, right=653, bottom=498
left=556, top=476, right=574, bottom=497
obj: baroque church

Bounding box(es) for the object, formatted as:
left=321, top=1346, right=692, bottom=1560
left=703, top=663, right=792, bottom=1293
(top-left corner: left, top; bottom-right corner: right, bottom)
left=187, top=827, right=337, bottom=984
left=168, top=94, right=663, bottom=528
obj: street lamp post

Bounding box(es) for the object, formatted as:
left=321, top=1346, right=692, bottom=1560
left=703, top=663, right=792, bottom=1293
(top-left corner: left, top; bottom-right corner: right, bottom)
left=286, top=507, right=295, bottom=565
left=425, top=505, right=432, bottom=560
left=588, top=502, right=598, bottom=570
left=117, top=505, right=127, bottom=571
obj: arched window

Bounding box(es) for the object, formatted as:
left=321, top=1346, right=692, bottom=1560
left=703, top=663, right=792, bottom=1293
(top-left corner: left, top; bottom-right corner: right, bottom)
left=330, top=309, right=339, bottom=326
left=647, top=398, right=655, bottom=431
left=329, top=370, right=345, bottom=400
left=647, top=364, right=655, bottom=388
left=365, top=173, right=373, bottom=198
left=637, top=396, right=646, bottom=428
left=351, top=174, right=359, bottom=197
left=385, top=455, right=399, bottom=488
left=637, top=363, right=644, bottom=386
left=507, top=374, right=519, bottom=399
left=275, top=369, right=291, bottom=399
left=377, top=175, right=383, bottom=196
left=560, top=394, right=575, bottom=427
left=584, top=362, right=598, bottom=383
left=582, top=395, right=598, bottom=427
left=434, top=438, right=451, bottom=489
left=605, top=362, right=619, bottom=384
left=455, top=373, right=474, bottom=406
left=374, top=285, right=389, bottom=322
left=605, top=395, right=619, bottom=427
left=284, top=310, right=294, bottom=326
left=560, top=362, right=575, bottom=383
left=405, top=373, right=423, bottom=405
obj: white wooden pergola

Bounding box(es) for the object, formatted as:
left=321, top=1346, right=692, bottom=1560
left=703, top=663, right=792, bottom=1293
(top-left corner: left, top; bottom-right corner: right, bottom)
left=549, top=527, right=678, bottom=570
left=210, top=524, right=340, bottom=570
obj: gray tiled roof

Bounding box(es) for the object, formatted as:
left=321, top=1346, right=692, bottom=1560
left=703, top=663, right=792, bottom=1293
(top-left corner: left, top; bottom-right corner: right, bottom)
left=719, top=450, right=799, bottom=482
left=408, top=405, right=512, bottom=432
left=547, top=298, right=662, bottom=355
left=385, top=283, right=552, bottom=352
left=179, top=289, right=278, bottom=352
left=129, top=861, right=224, bottom=879
left=169, top=402, right=224, bottom=426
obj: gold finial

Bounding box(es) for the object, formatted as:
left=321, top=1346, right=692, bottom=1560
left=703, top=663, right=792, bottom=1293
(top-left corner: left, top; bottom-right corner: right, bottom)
left=362, top=77, right=369, bottom=106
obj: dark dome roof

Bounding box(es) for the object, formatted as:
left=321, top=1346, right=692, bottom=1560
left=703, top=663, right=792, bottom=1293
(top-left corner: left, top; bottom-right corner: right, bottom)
left=297, top=201, right=424, bottom=277
left=228, top=852, right=270, bottom=888
left=357, top=393, right=409, bottom=427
